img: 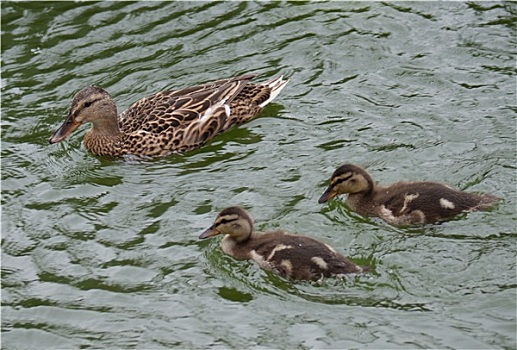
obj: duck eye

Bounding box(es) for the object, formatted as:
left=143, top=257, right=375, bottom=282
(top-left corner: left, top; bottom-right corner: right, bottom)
left=84, top=101, right=92, bottom=108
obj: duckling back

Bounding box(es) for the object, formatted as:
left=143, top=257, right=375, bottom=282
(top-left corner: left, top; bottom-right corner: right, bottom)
left=352, top=181, right=499, bottom=226
left=223, top=231, right=365, bottom=281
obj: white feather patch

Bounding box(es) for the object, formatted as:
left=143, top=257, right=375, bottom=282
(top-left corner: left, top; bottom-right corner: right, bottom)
left=380, top=206, right=397, bottom=222
left=280, top=259, right=293, bottom=274
left=199, top=107, right=213, bottom=122
left=250, top=249, right=265, bottom=265
left=258, top=76, right=289, bottom=108
left=401, top=193, right=419, bottom=213
left=266, top=244, right=292, bottom=261
left=311, top=256, right=328, bottom=270
left=199, top=97, right=229, bottom=123
left=324, top=243, right=337, bottom=254
left=440, top=198, right=455, bottom=209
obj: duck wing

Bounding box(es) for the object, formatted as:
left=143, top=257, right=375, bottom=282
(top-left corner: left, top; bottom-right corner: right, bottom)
left=118, top=75, right=256, bottom=156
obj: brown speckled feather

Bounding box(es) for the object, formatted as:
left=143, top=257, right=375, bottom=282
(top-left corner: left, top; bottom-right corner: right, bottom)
left=49, top=73, right=289, bottom=157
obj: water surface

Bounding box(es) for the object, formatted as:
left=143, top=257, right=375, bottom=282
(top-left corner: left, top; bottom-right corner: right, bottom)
left=2, top=1, right=516, bottom=349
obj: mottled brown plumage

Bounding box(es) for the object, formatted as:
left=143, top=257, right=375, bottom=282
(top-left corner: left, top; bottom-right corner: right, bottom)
left=319, top=163, right=500, bottom=226
left=49, top=74, right=288, bottom=157
left=199, top=207, right=365, bottom=281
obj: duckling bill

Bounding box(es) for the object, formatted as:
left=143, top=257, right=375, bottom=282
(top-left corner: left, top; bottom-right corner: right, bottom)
left=50, top=73, right=288, bottom=157
left=319, top=163, right=500, bottom=226
left=199, top=207, right=366, bottom=281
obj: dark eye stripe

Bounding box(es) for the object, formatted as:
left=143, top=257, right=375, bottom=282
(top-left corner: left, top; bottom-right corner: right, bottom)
left=218, top=217, right=237, bottom=225
left=72, top=98, right=102, bottom=119
left=82, top=98, right=102, bottom=109
left=332, top=174, right=353, bottom=186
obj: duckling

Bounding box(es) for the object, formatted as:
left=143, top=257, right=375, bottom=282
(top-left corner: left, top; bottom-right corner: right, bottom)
left=199, top=207, right=366, bottom=281
left=49, top=73, right=288, bottom=157
left=318, top=163, right=500, bottom=226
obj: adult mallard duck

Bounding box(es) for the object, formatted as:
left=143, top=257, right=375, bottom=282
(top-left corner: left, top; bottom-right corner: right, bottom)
left=199, top=207, right=366, bottom=281
left=318, top=163, right=500, bottom=226
left=49, top=73, right=288, bottom=157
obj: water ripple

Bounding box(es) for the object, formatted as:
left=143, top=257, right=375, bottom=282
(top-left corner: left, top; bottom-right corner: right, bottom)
left=2, top=1, right=515, bottom=349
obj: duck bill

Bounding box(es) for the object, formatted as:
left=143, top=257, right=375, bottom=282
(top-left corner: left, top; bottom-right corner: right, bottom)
left=49, top=113, right=81, bottom=144
left=318, top=186, right=337, bottom=203
left=199, top=226, right=221, bottom=239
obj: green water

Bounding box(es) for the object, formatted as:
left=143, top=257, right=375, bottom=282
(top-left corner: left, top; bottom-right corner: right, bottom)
left=2, top=1, right=516, bottom=349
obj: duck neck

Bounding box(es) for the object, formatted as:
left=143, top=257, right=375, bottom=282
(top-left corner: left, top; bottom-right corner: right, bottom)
left=91, top=117, right=122, bottom=137
left=84, top=118, right=123, bottom=156
left=347, top=180, right=376, bottom=213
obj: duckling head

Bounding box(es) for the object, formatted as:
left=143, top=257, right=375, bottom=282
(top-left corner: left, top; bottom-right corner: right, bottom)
left=318, top=163, right=373, bottom=203
left=199, top=207, right=254, bottom=243
left=49, top=86, right=118, bottom=144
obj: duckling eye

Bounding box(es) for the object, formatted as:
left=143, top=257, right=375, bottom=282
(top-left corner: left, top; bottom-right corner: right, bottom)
left=84, top=101, right=93, bottom=108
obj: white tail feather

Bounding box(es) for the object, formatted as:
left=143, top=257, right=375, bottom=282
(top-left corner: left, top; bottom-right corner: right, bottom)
left=259, top=75, right=289, bottom=108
